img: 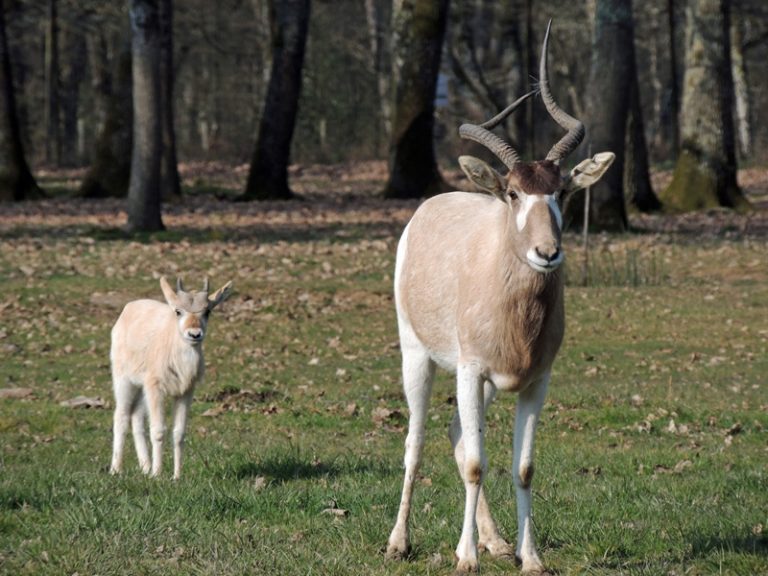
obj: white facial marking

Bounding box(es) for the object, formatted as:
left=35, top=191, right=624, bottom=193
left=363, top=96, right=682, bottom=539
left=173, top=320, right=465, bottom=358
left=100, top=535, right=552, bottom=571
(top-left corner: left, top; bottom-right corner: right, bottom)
left=516, top=192, right=540, bottom=232
left=547, top=195, right=563, bottom=230
left=516, top=193, right=562, bottom=232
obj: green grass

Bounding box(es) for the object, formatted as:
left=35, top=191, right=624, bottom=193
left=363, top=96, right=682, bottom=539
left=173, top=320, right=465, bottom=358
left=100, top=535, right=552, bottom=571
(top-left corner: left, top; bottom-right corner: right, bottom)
left=0, top=202, right=766, bottom=575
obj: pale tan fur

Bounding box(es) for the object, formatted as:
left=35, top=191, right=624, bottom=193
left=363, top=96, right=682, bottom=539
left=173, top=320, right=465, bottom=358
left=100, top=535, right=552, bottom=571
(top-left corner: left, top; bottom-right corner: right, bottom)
left=398, top=191, right=562, bottom=390
left=111, top=299, right=206, bottom=397
left=110, top=277, right=232, bottom=479
left=388, top=152, right=614, bottom=574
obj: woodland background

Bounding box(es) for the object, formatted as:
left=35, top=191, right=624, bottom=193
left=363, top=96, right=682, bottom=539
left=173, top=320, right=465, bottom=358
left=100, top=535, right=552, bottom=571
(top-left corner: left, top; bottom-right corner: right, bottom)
left=1, top=0, right=767, bottom=228
left=1, top=2, right=767, bottom=574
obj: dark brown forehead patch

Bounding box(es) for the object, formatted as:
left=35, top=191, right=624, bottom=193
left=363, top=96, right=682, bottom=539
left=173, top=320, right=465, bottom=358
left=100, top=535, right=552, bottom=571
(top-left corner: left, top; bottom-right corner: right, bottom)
left=507, top=160, right=561, bottom=195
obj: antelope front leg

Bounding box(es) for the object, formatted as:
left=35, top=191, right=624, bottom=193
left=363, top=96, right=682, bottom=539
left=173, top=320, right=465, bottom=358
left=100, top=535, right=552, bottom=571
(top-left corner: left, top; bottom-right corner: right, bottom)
left=513, top=373, right=550, bottom=574
left=143, top=380, right=165, bottom=478
left=386, top=344, right=435, bottom=559
left=171, top=391, right=193, bottom=480
left=454, top=362, right=486, bottom=573
left=450, top=380, right=515, bottom=559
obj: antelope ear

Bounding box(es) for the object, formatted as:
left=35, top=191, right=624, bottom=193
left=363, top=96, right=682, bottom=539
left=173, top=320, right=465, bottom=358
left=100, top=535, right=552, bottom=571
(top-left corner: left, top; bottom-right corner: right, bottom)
left=566, top=152, right=615, bottom=192
left=208, top=281, right=233, bottom=310
left=160, top=276, right=180, bottom=308
left=458, top=155, right=506, bottom=200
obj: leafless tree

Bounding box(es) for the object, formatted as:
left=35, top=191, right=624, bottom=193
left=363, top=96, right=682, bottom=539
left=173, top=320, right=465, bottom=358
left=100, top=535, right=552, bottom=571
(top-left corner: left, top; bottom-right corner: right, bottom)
left=383, top=0, right=449, bottom=199
left=241, top=0, right=310, bottom=201
left=0, top=0, right=41, bottom=201
left=662, top=0, right=748, bottom=210
left=126, top=0, right=164, bottom=231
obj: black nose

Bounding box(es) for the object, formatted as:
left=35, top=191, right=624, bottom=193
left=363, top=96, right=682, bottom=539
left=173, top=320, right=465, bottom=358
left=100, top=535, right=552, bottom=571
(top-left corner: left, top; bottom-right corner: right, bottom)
left=535, top=248, right=560, bottom=263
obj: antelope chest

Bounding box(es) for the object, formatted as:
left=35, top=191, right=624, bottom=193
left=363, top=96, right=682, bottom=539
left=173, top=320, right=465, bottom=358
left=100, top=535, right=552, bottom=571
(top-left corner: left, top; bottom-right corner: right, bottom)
left=459, top=289, right=564, bottom=392
left=160, top=347, right=204, bottom=397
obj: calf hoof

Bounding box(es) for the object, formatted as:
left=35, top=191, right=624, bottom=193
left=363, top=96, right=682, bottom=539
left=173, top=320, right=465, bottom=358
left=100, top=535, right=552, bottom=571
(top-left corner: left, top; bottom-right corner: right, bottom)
left=454, top=558, right=479, bottom=574
left=385, top=540, right=410, bottom=561
left=517, top=555, right=549, bottom=575
left=482, top=539, right=516, bottom=560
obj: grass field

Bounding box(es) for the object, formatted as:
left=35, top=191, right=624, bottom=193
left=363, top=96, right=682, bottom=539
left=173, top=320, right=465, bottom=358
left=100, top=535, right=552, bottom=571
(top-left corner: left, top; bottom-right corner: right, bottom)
left=1, top=172, right=767, bottom=575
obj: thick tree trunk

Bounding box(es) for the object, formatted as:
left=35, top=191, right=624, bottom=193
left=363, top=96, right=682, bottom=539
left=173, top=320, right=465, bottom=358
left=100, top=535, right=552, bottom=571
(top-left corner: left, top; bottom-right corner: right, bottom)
left=383, top=0, right=449, bottom=199
left=44, top=0, right=60, bottom=166
left=159, top=0, right=181, bottom=200
left=241, top=0, right=310, bottom=201
left=661, top=0, right=747, bottom=211
left=583, top=0, right=634, bottom=231
left=625, top=73, right=661, bottom=212
left=0, top=1, right=41, bottom=201
left=126, top=0, right=164, bottom=232
left=80, top=43, right=133, bottom=198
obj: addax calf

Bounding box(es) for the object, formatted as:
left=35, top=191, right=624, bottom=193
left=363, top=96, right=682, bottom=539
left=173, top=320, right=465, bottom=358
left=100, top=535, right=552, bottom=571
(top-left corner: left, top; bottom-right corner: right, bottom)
left=110, top=277, right=232, bottom=480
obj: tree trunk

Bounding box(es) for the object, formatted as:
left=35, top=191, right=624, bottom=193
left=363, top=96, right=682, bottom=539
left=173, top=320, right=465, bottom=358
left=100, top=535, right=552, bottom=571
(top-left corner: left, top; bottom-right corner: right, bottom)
left=241, top=0, right=310, bottom=201
left=661, top=0, right=748, bottom=211
left=364, top=0, right=391, bottom=155
left=60, top=19, right=86, bottom=167
left=126, top=0, right=164, bottom=232
left=44, top=0, right=60, bottom=166
left=730, top=1, right=750, bottom=159
left=625, top=72, right=661, bottom=212
left=667, top=0, right=680, bottom=159
left=383, top=0, right=449, bottom=199
left=80, top=43, right=133, bottom=198
left=583, top=0, right=634, bottom=231
left=159, top=0, right=181, bottom=200
left=0, top=0, right=41, bottom=201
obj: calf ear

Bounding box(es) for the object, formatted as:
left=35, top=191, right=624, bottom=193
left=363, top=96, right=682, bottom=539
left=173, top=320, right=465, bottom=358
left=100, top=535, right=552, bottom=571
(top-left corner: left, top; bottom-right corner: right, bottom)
left=458, top=155, right=506, bottom=201
left=160, top=276, right=180, bottom=308
left=566, top=152, right=615, bottom=193
left=208, top=281, right=233, bottom=310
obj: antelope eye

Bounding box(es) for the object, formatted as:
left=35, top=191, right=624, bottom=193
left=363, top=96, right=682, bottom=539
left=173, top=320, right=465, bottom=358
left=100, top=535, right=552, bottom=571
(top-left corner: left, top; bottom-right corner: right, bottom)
left=175, top=309, right=182, bottom=317
left=508, top=190, right=519, bottom=201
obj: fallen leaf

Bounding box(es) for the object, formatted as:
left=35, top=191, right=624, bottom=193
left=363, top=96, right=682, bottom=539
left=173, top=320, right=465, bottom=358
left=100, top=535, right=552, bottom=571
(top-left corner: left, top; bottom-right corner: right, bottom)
left=0, top=387, right=33, bottom=399
left=59, top=396, right=105, bottom=409
left=321, top=506, right=348, bottom=517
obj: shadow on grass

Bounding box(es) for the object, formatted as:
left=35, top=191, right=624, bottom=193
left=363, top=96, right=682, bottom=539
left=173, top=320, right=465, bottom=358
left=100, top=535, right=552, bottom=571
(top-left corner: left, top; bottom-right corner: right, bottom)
left=233, top=451, right=395, bottom=483
left=691, top=532, right=768, bottom=558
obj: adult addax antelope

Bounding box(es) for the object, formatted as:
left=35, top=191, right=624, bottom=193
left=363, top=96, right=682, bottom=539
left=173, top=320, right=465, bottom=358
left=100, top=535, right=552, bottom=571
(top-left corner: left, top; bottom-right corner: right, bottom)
left=385, top=22, right=614, bottom=574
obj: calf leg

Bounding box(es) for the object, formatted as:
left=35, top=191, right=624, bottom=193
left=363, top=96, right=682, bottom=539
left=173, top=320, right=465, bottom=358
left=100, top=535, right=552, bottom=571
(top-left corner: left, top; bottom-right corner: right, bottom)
left=386, top=340, right=435, bottom=560
left=454, top=361, right=486, bottom=573
left=143, top=379, right=165, bottom=478
left=111, top=377, right=138, bottom=475
left=130, top=391, right=151, bottom=474
left=450, top=380, right=515, bottom=559
left=513, top=374, right=549, bottom=574
left=171, top=391, right=193, bottom=480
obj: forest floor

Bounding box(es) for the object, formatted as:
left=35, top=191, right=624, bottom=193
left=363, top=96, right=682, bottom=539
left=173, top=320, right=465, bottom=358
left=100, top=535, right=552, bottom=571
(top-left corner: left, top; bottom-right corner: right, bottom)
left=1, top=162, right=766, bottom=575
left=18, top=160, right=768, bottom=239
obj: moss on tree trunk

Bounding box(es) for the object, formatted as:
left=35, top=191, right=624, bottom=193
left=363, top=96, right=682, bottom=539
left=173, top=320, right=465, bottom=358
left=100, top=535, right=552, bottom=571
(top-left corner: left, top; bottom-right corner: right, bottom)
left=662, top=148, right=747, bottom=212
left=661, top=0, right=748, bottom=213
